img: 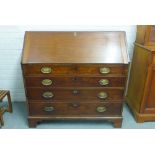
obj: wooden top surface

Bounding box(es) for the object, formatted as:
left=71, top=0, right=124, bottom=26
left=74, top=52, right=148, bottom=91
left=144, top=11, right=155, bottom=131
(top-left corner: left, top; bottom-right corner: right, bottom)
left=135, top=43, right=155, bottom=52
left=22, top=31, right=129, bottom=64
left=145, top=46, right=155, bottom=51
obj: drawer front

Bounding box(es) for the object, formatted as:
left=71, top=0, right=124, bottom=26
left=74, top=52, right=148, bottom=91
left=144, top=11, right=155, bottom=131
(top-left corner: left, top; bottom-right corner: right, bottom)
left=23, top=64, right=76, bottom=76
left=26, top=88, right=124, bottom=102
left=75, top=65, right=127, bottom=76
left=25, top=77, right=76, bottom=87
left=29, top=101, right=122, bottom=116
left=24, top=76, right=126, bottom=88
left=22, top=64, right=127, bottom=76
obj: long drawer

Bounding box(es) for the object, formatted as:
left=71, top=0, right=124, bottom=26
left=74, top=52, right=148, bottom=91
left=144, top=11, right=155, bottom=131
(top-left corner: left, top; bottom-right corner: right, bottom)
left=28, top=101, right=122, bottom=116
left=24, top=76, right=126, bottom=88
left=26, top=88, right=124, bottom=102
left=22, top=64, right=128, bottom=76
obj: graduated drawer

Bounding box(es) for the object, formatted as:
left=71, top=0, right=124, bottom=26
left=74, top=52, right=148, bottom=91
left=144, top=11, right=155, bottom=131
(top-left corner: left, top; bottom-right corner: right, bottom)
left=26, top=88, right=124, bottom=102
left=22, top=64, right=128, bottom=76
left=28, top=101, right=122, bottom=116
left=24, top=76, right=126, bottom=88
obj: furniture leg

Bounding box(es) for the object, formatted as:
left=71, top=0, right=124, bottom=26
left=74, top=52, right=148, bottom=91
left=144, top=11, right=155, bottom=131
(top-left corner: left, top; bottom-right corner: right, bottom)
left=6, top=92, right=13, bottom=113
left=113, top=119, right=122, bottom=128
left=28, top=119, right=37, bottom=128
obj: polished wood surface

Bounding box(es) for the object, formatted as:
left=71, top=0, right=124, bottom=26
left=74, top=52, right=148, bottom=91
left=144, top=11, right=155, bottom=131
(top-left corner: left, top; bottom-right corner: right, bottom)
left=21, top=31, right=129, bottom=128
left=136, top=25, right=155, bottom=46
left=126, top=44, right=151, bottom=112
left=126, top=26, right=155, bottom=122
left=25, top=76, right=126, bottom=88
left=26, top=88, right=124, bottom=102
left=146, top=71, right=155, bottom=108
left=29, top=101, right=122, bottom=116
left=22, top=64, right=128, bottom=76
left=22, top=32, right=129, bottom=64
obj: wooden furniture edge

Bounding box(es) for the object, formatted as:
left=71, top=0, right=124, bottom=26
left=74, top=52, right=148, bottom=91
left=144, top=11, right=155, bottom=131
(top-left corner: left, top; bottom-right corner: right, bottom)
left=126, top=96, right=155, bottom=123
left=28, top=116, right=123, bottom=128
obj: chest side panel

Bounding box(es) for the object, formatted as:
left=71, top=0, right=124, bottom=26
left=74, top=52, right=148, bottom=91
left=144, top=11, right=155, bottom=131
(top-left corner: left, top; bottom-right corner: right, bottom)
left=126, top=44, right=151, bottom=112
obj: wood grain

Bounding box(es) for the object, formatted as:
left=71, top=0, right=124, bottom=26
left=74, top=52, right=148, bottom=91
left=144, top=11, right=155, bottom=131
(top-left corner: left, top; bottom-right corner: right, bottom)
left=21, top=31, right=128, bottom=128
left=22, top=64, right=128, bottom=76
left=22, top=32, right=129, bottom=64
left=28, top=101, right=122, bottom=116
left=136, top=25, right=155, bottom=46
left=24, top=76, right=126, bottom=88
left=126, top=26, right=155, bottom=122
left=26, top=87, right=124, bottom=102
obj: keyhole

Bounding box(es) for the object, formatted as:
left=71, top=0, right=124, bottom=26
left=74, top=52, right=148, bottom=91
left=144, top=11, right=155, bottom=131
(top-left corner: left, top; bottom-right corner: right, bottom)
left=73, top=77, right=77, bottom=81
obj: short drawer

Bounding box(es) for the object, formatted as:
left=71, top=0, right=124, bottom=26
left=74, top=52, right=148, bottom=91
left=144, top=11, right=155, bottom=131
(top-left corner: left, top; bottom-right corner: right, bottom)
left=22, top=64, right=128, bottom=76
left=25, top=77, right=77, bottom=87
left=24, top=76, right=126, bottom=88
left=87, top=76, right=126, bottom=87
left=23, top=64, right=76, bottom=76
left=28, top=101, right=122, bottom=116
left=26, top=88, right=124, bottom=102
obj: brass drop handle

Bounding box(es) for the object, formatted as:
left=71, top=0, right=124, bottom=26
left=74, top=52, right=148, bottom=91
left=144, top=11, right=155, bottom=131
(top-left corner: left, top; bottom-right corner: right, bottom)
left=41, top=67, right=52, bottom=74
left=42, top=92, right=54, bottom=99
left=96, top=106, right=106, bottom=113
left=73, top=90, right=79, bottom=94
left=100, top=67, right=110, bottom=74
left=99, top=79, right=109, bottom=86
left=42, top=79, right=53, bottom=86
left=71, top=102, right=80, bottom=108
left=44, top=106, right=54, bottom=112
left=97, top=92, right=108, bottom=99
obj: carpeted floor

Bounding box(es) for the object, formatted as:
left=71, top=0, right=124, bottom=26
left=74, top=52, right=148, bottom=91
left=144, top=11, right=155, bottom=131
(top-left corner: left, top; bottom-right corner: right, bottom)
left=1, top=102, right=155, bottom=129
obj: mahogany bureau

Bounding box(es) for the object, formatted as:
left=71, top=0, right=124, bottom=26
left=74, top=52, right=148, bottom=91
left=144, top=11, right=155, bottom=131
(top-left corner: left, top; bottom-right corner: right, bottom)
left=21, top=31, right=129, bottom=128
